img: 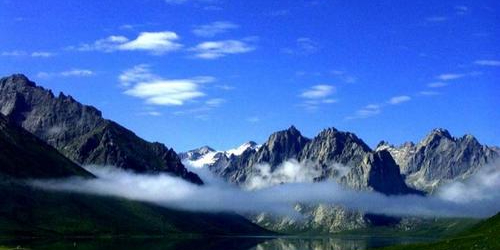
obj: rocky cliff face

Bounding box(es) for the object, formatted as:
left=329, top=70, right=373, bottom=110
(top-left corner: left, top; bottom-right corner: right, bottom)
left=376, top=128, right=498, bottom=192
left=202, top=126, right=416, bottom=195
left=0, top=74, right=202, bottom=184
left=186, top=126, right=418, bottom=233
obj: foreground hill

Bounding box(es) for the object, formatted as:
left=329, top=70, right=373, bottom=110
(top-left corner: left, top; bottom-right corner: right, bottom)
left=0, top=113, right=93, bottom=179
left=373, top=212, right=500, bottom=250
left=0, top=109, right=268, bottom=237
left=0, top=182, right=269, bottom=237
left=0, top=74, right=202, bottom=184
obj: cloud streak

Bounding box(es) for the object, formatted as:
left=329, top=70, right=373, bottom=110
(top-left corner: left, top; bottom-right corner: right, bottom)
left=37, top=69, right=95, bottom=78
left=31, top=161, right=500, bottom=218
left=76, top=31, right=183, bottom=55
left=120, top=65, right=214, bottom=106
left=190, top=40, right=254, bottom=59
left=192, top=21, right=239, bottom=37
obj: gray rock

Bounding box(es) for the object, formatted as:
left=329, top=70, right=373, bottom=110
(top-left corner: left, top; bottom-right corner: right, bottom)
left=376, top=128, right=498, bottom=192
left=0, top=74, right=202, bottom=184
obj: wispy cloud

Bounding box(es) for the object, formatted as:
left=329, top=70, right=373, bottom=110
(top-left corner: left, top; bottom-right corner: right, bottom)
left=346, top=104, right=381, bottom=120
left=299, top=85, right=337, bottom=110
left=282, top=37, right=319, bottom=55
left=428, top=82, right=448, bottom=88
left=1, top=50, right=55, bottom=57
left=419, top=91, right=440, bottom=96
left=331, top=70, right=358, bottom=83
left=118, top=64, right=158, bottom=87
left=454, top=5, right=468, bottom=15
left=436, top=73, right=466, bottom=81
left=474, top=60, right=500, bottom=67
left=300, top=85, right=335, bottom=99
left=74, top=31, right=183, bottom=55
left=120, top=65, right=213, bottom=106
left=205, top=98, right=225, bottom=107
left=37, top=69, right=95, bottom=78
left=347, top=95, right=411, bottom=120
left=192, top=21, right=238, bottom=37
left=31, top=51, right=55, bottom=57
left=269, top=9, right=290, bottom=17
left=1, top=50, right=28, bottom=56
left=388, top=95, right=411, bottom=105
left=190, top=40, right=254, bottom=59
left=425, top=16, right=448, bottom=22
left=246, top=116, right=260, bottom=123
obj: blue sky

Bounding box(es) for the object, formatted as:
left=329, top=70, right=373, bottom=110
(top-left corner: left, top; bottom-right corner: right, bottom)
left=1, top=0, right=499, bottom=151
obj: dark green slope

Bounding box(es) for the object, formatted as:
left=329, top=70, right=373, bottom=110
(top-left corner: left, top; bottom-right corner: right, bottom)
left=0, top=113, right=269, bottom=237
left=373, top=212, right=500, bottom=250
left=0, top=114, right=93, bottom=179
left=0, top=182, right=269, bottom=237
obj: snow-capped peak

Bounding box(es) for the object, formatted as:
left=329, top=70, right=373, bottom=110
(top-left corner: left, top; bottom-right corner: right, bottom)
left=225, top=141, right=260, bottom=157
left=181, top=141, right=260, bottom=168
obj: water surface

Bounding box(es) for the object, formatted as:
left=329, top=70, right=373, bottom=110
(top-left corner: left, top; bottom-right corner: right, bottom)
left=0, top=235, right=435, bottom=250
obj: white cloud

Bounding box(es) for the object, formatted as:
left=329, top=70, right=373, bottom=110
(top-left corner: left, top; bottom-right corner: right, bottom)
left=76, top=32, right=182, bottom=55
left=300, top=85, right=335, bottom=99
left=428, top=82, right=448, bottom=88
left=31, top=51, right=55, bottom=57
left=37, top=69, right=95, bottom=78
left=346, top=104, right=382, bottom=120
left=388, top=95, right=411, bottom=105
left=120, top=65, right=214, bottom=106
left=419, top=91, right=440, bottom=96
left=1, top=50, right=27, bottom=56
left=205, top=98, right=225, bottom=107
left=191, top=40, right=254, bottom=59
left=436, top=73, right=465, bottom=81
left=192, top=21, right=239, bottom=37
left=474, top=60, right=500, bottom=66
left=2, top=50, right=54, bottom=57
left=299, top=85, right=336, bottom=111
left=125, top=79, right=208, bottom=106
left=244, top=160, right=322, bottom=190
left=60, top=69, right=94, bottom=77
left=33, top=163, right=500, bottom=218
left=118, top=64, right=158, bottom=87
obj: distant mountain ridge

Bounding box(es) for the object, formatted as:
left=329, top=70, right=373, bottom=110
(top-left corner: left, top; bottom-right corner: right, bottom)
left=0, top=74, right=202, bottom=184
left=184, top=126, right=418, bottom=195
left=182, top=126, right=498, bottom=233
left=376, top=128, right=498, bottom=192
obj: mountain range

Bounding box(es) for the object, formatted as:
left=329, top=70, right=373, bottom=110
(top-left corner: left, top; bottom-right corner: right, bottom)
left=0, top=73, right=498, bottom=237
left=181, top=125, right=498, bottom=233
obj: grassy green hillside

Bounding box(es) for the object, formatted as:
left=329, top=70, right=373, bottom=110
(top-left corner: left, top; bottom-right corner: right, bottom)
left=0, top=182, right=269, bottom=238
left=373, top=212, right=500, bottom=250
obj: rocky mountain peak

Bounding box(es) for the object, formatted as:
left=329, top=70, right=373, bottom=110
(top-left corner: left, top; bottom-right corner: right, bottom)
left=0, top=74, right=203, bottom=185
left=422, top=128, right=453, bottom=145
left=2, top=74, right=35, bottom=87
left=259, top=126, right=310, bottom=166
